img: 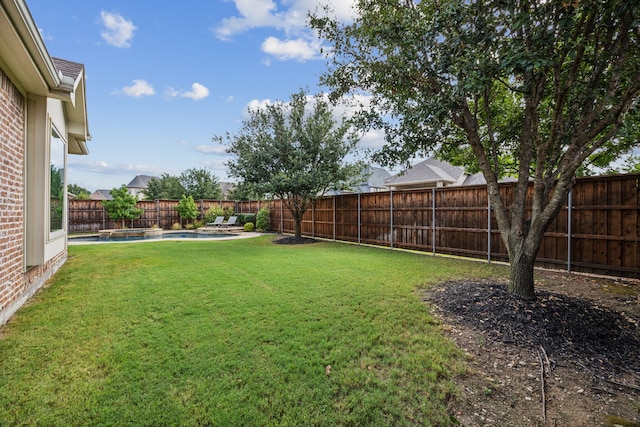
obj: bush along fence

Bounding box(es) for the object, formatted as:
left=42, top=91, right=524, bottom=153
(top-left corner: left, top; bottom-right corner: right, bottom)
left=68, top=173, right=639, bottom=279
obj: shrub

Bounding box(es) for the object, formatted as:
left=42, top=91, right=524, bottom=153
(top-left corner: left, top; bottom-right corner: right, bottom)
left=256, top=207, right=270, bottom=231
left=203, top=206, right=225, bottom=223
left=185, top=223, right=195, bottom=229
left=171, top=222, right=182, bottom=230
left=224, top=207, right=235, bottom=218
left=243, top=222, right=255, bottom=232
left=236, top=213, right=256, bottom=225
left=193, top=220, right=204, bottom=229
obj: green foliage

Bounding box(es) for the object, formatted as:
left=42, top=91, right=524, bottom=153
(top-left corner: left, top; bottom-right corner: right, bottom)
left=193, top=220, right=204, bottom=229
left=180, top=168, right=222, bottom=200
left=224, top=206, right=235, bottom=218
left=171, top=222, right=182, bottom=230
left=176, top=195, right=199, bottom=223
left=236, top=213, right=256, bottom=225
left=68, top=183, right=91, bottom=200
left=143, top=173, right=186, bottom=200
left=203, top=206, right=225, bottom=223
left=623, top=155, right=640, bottom=173
left=144, top=170, right=223, bottom=200
left=227, top=182, right=263, bottom=201
left=217, top=88, right=362, bottom=237
left=102, top=186, right=144, bottom=228
left=243, top=222, right=255, bottom=232
left=256, top=207, right=270, bottom=231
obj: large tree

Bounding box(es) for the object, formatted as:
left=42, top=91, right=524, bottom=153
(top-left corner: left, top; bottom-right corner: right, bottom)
left=217, top=89, right=362, bottom=238
left=179, top=168, right=222, bottom=200
left=143, top=169, right=222, bottom=200
left=143, top=173, right=185, bottom=200
left=311, top=0, right=640, bottom=299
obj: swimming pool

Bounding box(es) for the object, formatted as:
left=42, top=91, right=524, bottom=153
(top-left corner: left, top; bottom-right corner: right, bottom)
left=69, top=231, right=259, bottom=244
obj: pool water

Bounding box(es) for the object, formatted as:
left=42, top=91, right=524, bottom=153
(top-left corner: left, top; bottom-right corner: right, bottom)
left=69, top=232, right=237, bottom=243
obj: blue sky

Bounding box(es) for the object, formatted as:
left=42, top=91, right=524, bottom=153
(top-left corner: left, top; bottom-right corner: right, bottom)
left=27, top=0, right=383, bottom=192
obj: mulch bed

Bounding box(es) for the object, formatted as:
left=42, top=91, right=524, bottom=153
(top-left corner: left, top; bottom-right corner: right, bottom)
left=426, top=280, right=640, bottom=384
left=272, top=236, right=318, bottom=245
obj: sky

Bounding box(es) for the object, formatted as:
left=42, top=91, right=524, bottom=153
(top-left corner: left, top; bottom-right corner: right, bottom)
left=26, top=0, right=384, bottom=192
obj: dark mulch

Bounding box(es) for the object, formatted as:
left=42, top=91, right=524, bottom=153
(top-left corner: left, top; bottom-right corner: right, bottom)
left=272, top=236, right=318, bottom=245
left=426, top=280, right=640, bottom=381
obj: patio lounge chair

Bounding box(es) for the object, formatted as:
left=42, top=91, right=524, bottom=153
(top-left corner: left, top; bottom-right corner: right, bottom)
left=220, top=216, right=238, bottom=228
left=206, top=216, right=225, bottom=227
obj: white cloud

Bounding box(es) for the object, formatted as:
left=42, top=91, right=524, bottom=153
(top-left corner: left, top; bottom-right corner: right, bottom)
left=261, top=36, right=322, bottom=61
left=100, top=11, right=136, bottom=48
left=181, top=83, right=210, bottom=100
left=68, top=158, right=164, bottom=176
left=194, top=145, right=228, bottom=155
left=213, top=0, right=357, bottom=41
left=166, top=83, right=210, bottom=101
left=121, top=79, right=155, bottom=97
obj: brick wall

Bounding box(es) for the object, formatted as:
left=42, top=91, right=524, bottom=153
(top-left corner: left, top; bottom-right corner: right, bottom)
left=0, top=66, right=26, bottom=321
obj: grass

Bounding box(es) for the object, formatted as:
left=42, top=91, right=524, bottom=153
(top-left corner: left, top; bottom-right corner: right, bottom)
left=0, top=236, right=506, bottom=426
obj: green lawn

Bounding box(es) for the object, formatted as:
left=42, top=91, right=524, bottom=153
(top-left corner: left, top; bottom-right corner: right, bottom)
left=0, top=236, right=505, bottom=426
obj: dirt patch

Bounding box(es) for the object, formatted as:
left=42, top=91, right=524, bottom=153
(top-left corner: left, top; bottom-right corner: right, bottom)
left=425, top=269, right=640, bottom=426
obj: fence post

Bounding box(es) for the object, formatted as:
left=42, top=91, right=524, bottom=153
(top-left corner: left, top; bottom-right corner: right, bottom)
left=358, top=193, right=361, bottom=245
left=280, top=199, right=284, bottom=233
left=487, top=195, right=492, bottom=263
left=567, top=189, right=573, bottom=272
left=390, top=190, right=394, bottom=248
left=333, top=196, right=336, bottom=241
left=432, top=188, right=436, bottom=255
left=312, top=200, right=315, bottom=237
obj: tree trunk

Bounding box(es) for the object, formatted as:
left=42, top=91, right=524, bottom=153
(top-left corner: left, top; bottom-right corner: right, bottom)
left=294, top=218, right=302, bottom=238
left=508, top=249, right=536, bottom=300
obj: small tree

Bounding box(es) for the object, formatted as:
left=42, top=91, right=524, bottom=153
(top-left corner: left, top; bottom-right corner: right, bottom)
left=176, top=195, right=199, bottom=226
left=103, top=185, right=143, bottom=228
left=217, top=89, right=362, bottom=238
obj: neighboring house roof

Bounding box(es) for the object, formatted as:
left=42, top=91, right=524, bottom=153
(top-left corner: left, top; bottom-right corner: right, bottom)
left=90, top=190, right=113, bottom=200
left=384, top=158, right=486, bottom=189
left=359, top=166, right=392, bottom=192
left=327, top=165, right=392, bottom=195
left=127, top=175, right=156, bottom=189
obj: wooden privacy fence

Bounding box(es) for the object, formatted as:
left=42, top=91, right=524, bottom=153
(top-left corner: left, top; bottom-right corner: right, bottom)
left=68, top=199, right=267, bottom=232
left=68, top=173, right=639, bottom=279
left=269, top=173, right=640, bottom=279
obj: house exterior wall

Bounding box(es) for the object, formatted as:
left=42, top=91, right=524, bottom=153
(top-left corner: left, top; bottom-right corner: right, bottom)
left=0, top=67, right=71, bottom=325
left=0, top=66, right=26, bottom=321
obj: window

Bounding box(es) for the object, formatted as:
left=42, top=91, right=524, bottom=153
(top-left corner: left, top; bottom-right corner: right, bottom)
left=49, top=127, right=65, bottom=233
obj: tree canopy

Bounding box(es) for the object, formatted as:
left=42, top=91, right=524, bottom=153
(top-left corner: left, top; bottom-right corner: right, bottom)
left=217, top=89, right=362, bottom=238
left=311, top=0, right=640, bottom=298
left=68, top=183, right=91, bottom=200
left=143, top=169, right=222, bottom=200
